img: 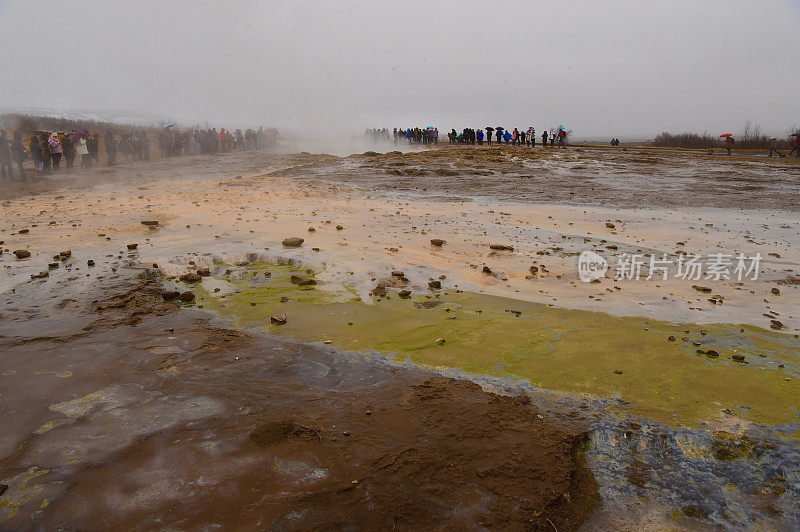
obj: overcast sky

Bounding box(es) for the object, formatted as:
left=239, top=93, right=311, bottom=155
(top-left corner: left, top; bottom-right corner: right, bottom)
left=1, top=0, right=799, bottom=138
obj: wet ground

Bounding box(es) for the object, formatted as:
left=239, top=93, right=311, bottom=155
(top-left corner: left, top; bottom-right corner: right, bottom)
left=1, top=143, right=799, bottom=529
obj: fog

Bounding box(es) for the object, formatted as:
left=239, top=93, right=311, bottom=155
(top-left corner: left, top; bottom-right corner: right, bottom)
left=1, top=0, right=799, bottom=138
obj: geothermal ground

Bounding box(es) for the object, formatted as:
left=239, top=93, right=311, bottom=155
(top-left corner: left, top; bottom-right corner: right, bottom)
left=1, top=143, right=799, bottom=530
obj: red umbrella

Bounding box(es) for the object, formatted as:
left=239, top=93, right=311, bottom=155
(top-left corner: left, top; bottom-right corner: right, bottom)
left=719, top=133, right=733, bottom=138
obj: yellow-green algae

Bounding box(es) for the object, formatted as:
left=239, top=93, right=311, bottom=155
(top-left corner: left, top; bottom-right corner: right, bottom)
left=191, top=262, right=800, bottom=427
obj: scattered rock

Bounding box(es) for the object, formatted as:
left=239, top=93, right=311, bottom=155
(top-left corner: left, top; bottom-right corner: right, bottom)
left=161, top=290, right=181, bottom=301
left=414, top=300, right=443, bottom=309
left=336, top=225, right=344, bottom=230
left=271, top=313, right=288, bottom=325
left=196, top=268, right=211, bottom=277
left=771, top=288, right=780, bottom=296
left=290, top=274, right=317, bottom=286
left=529, top=265, right=539, bottom=275
left=435, top=338, right=446, bottom=346
left=605, top=222, right=615, bottom=229
left=768, top=252, right=781, bottom=258
left=399, top=289, right=411, bottom=298
left=731, top=354, right=746, bottom=362
left=430, top=239, right=445, bottom=247
left=770, top=320, right=783, bottom=330
left=178, top=291, right=195, bottom=302
left=282, top=237, right=304, bottom=247
left=127, top=243, right=138, bottom=250
left=180, top=273, right=203, bottom=283
left=87, top=259, right=95, bottom=267
left=18, top=229, right=29, bottom=234
left=308, top=227, right=316, bottom=232
left=489, top=244, right=514, bottom=251
left=428, top=280, right=441, bottom=290
left=667, top=335, right=676, bottom=342
left=692, top=285, right=712, bottom=293
left=13, top=250, right=31, bottom=259
left=391, top=270, right=404, bottom=277
left=613, top=370, right=623, bottom=375
left=141, top=220, right=159, bottom=227
left=482, top=266, right=493, bottom=274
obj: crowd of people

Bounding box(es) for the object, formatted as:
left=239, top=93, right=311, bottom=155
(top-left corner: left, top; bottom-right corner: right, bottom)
left=158, top=127, right=276, bottom=157
left=0, top=125, right=278, bottom=183
left=445, top=127, right=569, bottom=147
left=367, top=128, right=440, bottom=145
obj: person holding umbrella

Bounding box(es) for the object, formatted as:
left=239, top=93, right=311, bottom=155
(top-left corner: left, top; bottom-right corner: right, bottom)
left=542, top=129, right=548, bottom=147
left=720, top=133, right=734, bottom=155
left=495, top=127, right=503, bottom=145
left=789, top=133, right=799, bottom=157
left=485, top=127, right=493, bottom=146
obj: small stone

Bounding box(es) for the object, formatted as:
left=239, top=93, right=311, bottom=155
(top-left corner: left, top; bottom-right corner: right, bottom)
left=282, top=237, right=304, bottom=247
left=614, top=370, right=623, bottom=375
left=771, top=288, right=780, bottom=296
left=290, top=275, right=317, bottom=286
left=13, top=250, right=31, bottom=259
left=48, top=262, right=59, bottom=269
left=141, top=220, right=159, bottom=226
left=399, top=290, right=411, bottom=298
left=482, top=266, right=492, bottom=274
left=271, top=313, right=288, bottom=324
left=731, top=354, right=746, bottom=362
left=692, top=285, right=712, bottom=293
left=59, top=250, right=71, bottom=257
left=336, top=225, right=344, bottom=230
left=391, top=270, right=404, bottom=277
left=770, top=319, right=783, bottom=330
left=308, top=227, right=316, bottom=232
left=196, top=268, right=211, bottom=277
left=180, top=273, right=202, bottom=283
left=280, top=296, right=290, bottom=303
left=428, top=280, right=441, bottom=290
left=430, top=239, right=445, bottom=246
left=529, top=265, right=539, bottom=275
left=489, top=244, right=514, bottom=251
left=667, top=335, right=676, bottom=342
left=87, top=260, right=95, bottom=267
left=605, top=222, right=615, bottom=229
left=127, top=243, right=138, bottom=250
left=435, top=338, right=446, bottom=346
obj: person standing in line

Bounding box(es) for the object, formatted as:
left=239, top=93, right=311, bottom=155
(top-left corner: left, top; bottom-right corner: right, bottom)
left=511, top=128, right=519, bottom=146
left=549, top=129, right=555, bottom=146
left=105, top=132, right=117, bottom=165
left=529, top=127, right=536, bottom=148
left=39, top=134, right=51, bottom=175
left=76, top=132, right=90, bottom=168
left=88, top=133, right=100, bottom=163
left=29, top=133, right=42, bottom=174
left=11, top=131, right=27, bottom=180
left=477, top=129, right=484, bottom=145
left=48, top=132, right=63, bottom=171
left=0, top=130, right=13, bottom=181
left=62, top=133, right=76, bottom=170
left=520, top=129, right=526, bottom=146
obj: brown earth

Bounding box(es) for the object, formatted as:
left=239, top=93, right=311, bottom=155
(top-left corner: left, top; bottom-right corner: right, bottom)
left=0, top=271, right=597, bottom=530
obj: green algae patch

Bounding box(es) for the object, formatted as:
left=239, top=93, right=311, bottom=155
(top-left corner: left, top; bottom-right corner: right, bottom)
left=195, top=263, right=800, bottom=427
